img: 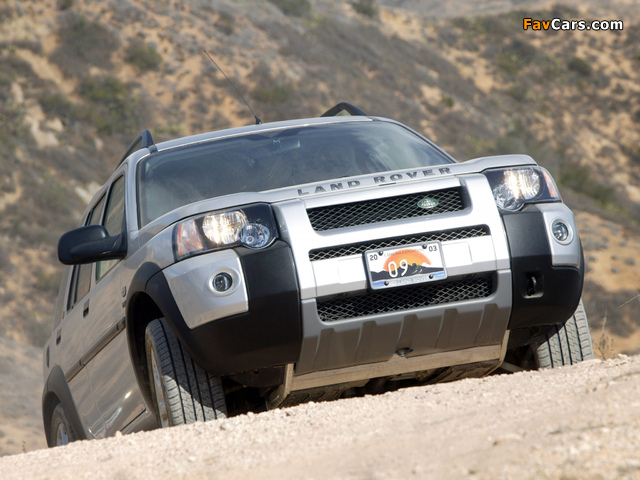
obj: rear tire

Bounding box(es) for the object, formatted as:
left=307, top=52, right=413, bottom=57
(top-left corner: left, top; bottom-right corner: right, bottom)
left=534, top=300, right=594, bottom=368
left=51, top=403, right=77, bottom=446
left=145, top=318, right=227, bottom=427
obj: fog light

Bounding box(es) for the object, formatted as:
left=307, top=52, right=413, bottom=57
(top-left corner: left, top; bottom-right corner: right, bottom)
left=212, top=272, right=233, bottom=292
left=552, top=220, right=571, bottom=244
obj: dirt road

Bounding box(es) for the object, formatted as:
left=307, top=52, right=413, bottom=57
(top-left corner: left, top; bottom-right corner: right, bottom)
left=2, top=355, right=639, bottom=479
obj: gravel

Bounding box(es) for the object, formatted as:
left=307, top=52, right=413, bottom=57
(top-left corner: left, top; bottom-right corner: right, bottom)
left=2, top=355, right=640, bottom=479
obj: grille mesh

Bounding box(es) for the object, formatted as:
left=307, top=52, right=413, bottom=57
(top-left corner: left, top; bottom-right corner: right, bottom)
left=309, top=226, right=488, bottom=262
left=316, top=275, right=493, bottom=322
left=307, top=188, right=464, bottom=231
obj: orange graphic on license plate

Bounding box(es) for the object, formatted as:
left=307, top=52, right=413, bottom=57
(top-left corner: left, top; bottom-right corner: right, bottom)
left=383, top=250, right=430, bottom=272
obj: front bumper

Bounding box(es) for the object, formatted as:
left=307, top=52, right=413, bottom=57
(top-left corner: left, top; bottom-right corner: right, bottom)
left=158, top=175, right=583, bottom=380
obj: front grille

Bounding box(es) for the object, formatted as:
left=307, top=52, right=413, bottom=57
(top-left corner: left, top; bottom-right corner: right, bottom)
left=307, top=188, right=464, bottom=231
left=316, top=275, right=493, bottom=322
left=309, top=226, right=488, bottom=261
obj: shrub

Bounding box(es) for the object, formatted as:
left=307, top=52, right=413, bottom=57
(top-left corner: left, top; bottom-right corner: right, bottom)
left=622, top=144, right=640, bottom=165
left=352, top=0, right=378, bottom=18
left=268, top=0, right=311, bottom=17
left=53, top=12, right=119, bottom=76
left=0, top=99, right=29, bottom=150
left=251, top=84, right=292, bottom=104
left=38, top=92, right=73, bottom=121
left=33, top=174, right=72, bottom=216
left=57, top=0, right=73, bottom=10
left=568, top=56, right=592, bottom=76
left=507, top=82, right=528, bottom=102
left=0, top=8, right=14, bottom=24
left=78, top=75, right=140, bottom=135
left=125, top=42, right=162, bottom=72
left=495, top=39, right=537, bottom=75
left=559, top=160, right=616, bottom=207
left=35, top=269, right=62, bottom=296
left=215, top=12, right=235, bottom=35
left=440, top=96, right=454, bottom=108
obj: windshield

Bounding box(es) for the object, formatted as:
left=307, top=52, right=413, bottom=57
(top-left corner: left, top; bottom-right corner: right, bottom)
left=137, top=121, right=453, bottom=226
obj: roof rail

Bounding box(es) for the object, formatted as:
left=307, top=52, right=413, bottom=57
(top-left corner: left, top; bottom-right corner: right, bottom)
left=320, top=102, right=367, bottom=117
left=117, top=129, right=157, bottom=167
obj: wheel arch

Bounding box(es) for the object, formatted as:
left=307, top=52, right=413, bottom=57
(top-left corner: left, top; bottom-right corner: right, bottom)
left=125, top=262, right=184, bottom=410
left=42, top=366, right=87, bottom=447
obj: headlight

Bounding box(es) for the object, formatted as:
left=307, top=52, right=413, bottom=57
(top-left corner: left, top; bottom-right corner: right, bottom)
left=484, top=166, right=561, bottom=211
left=174, top=204, right=277, bottom=260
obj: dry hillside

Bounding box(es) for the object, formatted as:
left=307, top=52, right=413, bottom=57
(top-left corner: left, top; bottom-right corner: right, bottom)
left=0, top=0, right=639, bottom=456
left=1, top=0, right=638, bottom=351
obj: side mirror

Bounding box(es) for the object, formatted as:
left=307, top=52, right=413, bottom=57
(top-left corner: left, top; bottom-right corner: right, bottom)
left=58, top=225, right=127, bottom=265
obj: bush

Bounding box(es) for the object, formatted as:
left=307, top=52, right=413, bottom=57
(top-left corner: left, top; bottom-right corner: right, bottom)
left=495, top=39, right=538, bottom=75
left=568, top=56, right=592, bottom=76
left=352, top=0, right=378, bottom=18
left=38, top=92, right=73, bottom=121
left=53, top=12, right=119, bottom=76
left=0, top=99, right=29, bottom=150
left=251, top=84, right=292, bottom=104
left=440, top=96, right=454, bottom=108
left=215, top=12, right=235, bottom=35
left=35, top=269, right=62, bottom=296
left=125, top=42, right=162, bottom=72
left=0, top=8, right=14, bottom=24
left=622, top=144, right=640, bottom=165
left=559, top=160, right=616, bottom=207
left=78, top=75, right=141, bottom=135
left=32, top=174, right=72, bottom=216
left=57, top=0, right=73, bottom=10
left=268, top=0, right=311, bottom=17
left=507, top=82, right=529, bottom=102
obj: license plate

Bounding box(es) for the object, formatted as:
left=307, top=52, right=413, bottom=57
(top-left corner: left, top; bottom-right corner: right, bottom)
left=365, top=242, right=447, bottom=290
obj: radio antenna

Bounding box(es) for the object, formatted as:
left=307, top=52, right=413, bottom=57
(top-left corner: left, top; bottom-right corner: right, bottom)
left=203, top=50, right=262, bottom=125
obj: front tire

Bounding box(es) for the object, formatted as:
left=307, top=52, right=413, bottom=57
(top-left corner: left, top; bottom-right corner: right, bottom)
left=145, top=318, right=227, bottom=427
left=534, top=300, right=594, bottom=368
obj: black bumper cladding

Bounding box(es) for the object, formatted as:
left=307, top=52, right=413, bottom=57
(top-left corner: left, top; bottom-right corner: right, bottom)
left=153, top=241, right=302, bottom=377
left=503, top=206, right=584, bottom=330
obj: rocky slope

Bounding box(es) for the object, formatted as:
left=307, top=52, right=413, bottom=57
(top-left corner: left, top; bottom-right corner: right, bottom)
left=1, top=354, right=639, bottom=479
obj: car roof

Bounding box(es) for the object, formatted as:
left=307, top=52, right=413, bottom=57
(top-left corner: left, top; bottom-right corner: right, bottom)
left=153, top=115, right=374, bottom=154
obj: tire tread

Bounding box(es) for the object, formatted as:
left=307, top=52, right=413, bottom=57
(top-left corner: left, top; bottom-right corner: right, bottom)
left=535, top=300, right=595, bottom=369
left=145, top=318, right=226, bottom=426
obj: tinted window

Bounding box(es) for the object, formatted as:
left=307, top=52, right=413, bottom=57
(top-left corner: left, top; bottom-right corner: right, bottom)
left=66, top=195, right=106, bottom=311
left=137, top=121, right=453, bottom=225
left=103, top=176, right=125, bottom=236
left=96, top=176, right=125, bottom=281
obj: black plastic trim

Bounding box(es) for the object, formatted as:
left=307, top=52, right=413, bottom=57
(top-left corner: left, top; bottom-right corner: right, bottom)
left=42, top=365, right=87, bottom=446
left=125, top=262, right=165, bottom=409
left=503, top=205, right=584, bottom=331
left=145, top=241, right=302, bottom=377
left=321, top=102, right=367, bottom=117
left=117, top=129, right=156, bottom=167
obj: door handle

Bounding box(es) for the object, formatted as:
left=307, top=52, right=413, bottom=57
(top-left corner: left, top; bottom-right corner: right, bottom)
left=56, top=329, right=62, bottom=345
left=83, top=300, right=90, bottom=318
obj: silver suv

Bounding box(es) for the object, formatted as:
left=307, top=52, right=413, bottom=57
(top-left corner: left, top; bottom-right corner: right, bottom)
left=42, top=103, right=593, bottom=446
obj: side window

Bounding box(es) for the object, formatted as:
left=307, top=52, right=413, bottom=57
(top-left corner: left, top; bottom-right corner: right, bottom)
left=66, top=195, right=106, bottom=312
left=96, top=176, right=126, bottom=281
